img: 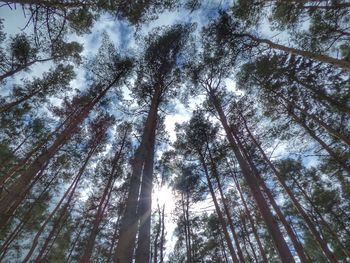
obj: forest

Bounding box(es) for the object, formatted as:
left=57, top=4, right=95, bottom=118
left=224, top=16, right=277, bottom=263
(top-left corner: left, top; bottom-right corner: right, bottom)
left=0, top=0, right=349, bottom=262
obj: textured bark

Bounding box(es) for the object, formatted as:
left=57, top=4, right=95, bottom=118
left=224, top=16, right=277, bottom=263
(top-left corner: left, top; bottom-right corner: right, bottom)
left=134, top=115, right=157, bottom=263
left=208, top=90, right=295, bottom=262
left=199, top=155, right=240, bottom=263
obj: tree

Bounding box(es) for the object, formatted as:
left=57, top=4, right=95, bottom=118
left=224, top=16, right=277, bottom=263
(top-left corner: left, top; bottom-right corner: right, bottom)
left=114, top=24, right=192, bottom=263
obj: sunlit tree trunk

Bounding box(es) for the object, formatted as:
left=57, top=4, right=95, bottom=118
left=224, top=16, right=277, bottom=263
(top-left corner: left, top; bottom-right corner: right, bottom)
left=114, top=87, right=160, bottom=263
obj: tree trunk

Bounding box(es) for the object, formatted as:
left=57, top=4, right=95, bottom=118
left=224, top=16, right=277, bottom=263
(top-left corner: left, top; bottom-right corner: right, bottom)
left=79, top=173, right=115, bottom=262
left=230, top=166, right=268, bottom=263
left=0, top=172, right=56, bottom=260
left=0, top=57, right=55, bottom=82
left=242, top=33, right=350, bottom=70
left=278, top=94, right=350, bottom=147
left=115, top=87, right=161, bottom=263
left=65, top=218, right=88, bottom=263
left=0, top=106, right=80, bottom=188
left=0, top=77, right=121, bottom=224
left=80, top=128, right=128, bottom=262
left=240, top=214, right=258, bottom=263
left=34, top=205, right=73, bottom=262
left=206, top=147, right=245, bottom=263
left=153, top=204, right=162, bottom=263
left=241, top=112, right=339, bottom=262
left=289, top=111, right=350, bottom=175
left=159, top=204, right=165, bottom=263
left=208, top=90, right=295, bottom=262
left=199, top=154, right=240, bottom=263
left=22, top=146, right=96, bottom=263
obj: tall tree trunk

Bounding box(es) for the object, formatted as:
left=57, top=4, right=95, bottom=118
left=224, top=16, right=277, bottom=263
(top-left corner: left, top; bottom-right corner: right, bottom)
left=107, top=214, right=121, bottom=263
left=207, top=90, right=295, bottom=262
left=0, top=159, right=50, bottom=227
left=0, top=172, right=57, bottom=260
left=241, top=112, right=340, bottom=262
left=134, top=123, right=156, bottom=263
left=240, top=214, right=258, bottom=263
left=79, top=174, right=115, bottom=262
left=0, top=76, right=121, bottom=224
left=34, top=205, right=74, bottom=262
left=199, top=154, right=240, bottom=263
left=22, top=146, right=96, bottom=263
left=159, top=204, right=165, bottom=263
left=219, top=231, right=229, bottom=263
left=0, top=106, right=80, bottom=188
left=153, top=204, right=162, bottom=263
left=180, top=192, right=192, bottom=263
left=206, top=146, right=245, bottom=262
left=236, top=33, right=350, bottom=70
left=289, top=111, right=350, bottom=175
left=115, top=87, right=161, bottom=263
left=230, top=166, right=268, bottom=263
left=80, top=129, right=127, bottom=262
left=65, top=218, right=88, bottom=263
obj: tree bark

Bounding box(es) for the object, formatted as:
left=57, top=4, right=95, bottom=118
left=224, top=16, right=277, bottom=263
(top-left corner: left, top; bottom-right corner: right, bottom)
left=115, top=87, right=161, bottom=263
left=22, top=146, right=96, bottom=263
left=243, top=33, right=350, bottom=70
left=230, top=166, right=268, bottom=263
left=0, top=75, right=122, bottom=224
left=80, top=128, right=128, bottom=262
left=206, top=147, right=245, bottom=263
left=241, top=112, right=339, bottom=262
left=207, top=90, right=295, bottom=262
left=199, top=154, right=240, bottom=263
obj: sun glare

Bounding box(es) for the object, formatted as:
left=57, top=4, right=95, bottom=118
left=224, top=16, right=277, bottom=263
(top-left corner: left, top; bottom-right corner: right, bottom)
left=153, top=185, right=176, bottom=212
